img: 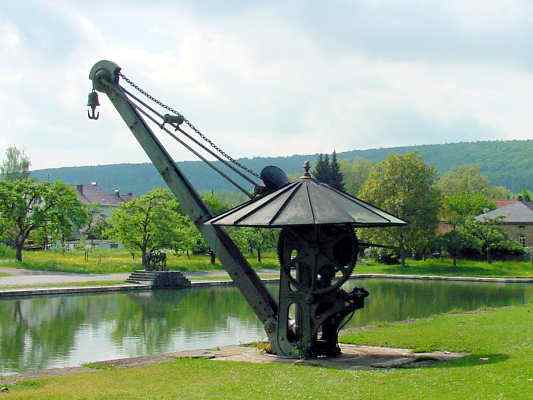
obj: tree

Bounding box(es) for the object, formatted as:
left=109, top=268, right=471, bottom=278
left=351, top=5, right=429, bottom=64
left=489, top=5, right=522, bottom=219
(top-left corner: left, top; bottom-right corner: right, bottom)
left=107, top=188, right=182, bottom=267
left=84, top=204, right=110, bottom=241
left=518, top=189, right=532, bottom=202
left=438, top=230, right=464, bottom=266
left=48, top=193, right=88, bottom=252
left=339, top=158, right=374, bottom=196
left=441, top=192, right=495, bottom=227
left=329, top=150, right=344, bottom=191
left=313, top=151, right=345, bottom=190
left=232, top=227, right=278, bottom=263
left=313, top=154, right=330, bottom=183
left=202, top=192, right=230, bottom=264
left=0, top=179, right=87, bottom=261
left=437, top=165, right=490, bottom=197
left=173, top=215, right=203, bottom=258
left=489, top=186, right=512, bottom=200
left=0, top=146, right=30, bottom=181
left=460, top=217, right=507, bottom=263
left=359, top=153, right=441, bottom=265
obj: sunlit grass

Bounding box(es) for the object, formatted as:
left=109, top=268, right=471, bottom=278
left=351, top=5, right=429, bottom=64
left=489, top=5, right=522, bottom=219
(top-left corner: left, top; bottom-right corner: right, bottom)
left=0, top=249, right=279, bottom=274
left=356, top=258, right=533, bottom=277
left=5, top=303, right=532, bottom=399
left=1, top=249, right=532, bottom=278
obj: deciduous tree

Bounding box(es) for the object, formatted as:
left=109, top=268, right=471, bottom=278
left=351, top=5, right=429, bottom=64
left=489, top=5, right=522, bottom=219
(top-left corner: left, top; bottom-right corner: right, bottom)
left=339, top=158, right=374, bottom=196
left=441, top=193, right=495, bottom=227
left=0, top=146, right=30, bottom=181
left=359, top=153, right=441, bottom=265
left=107, top=188, right=182, bottom=267
left=437, top=165, right=496, bottom=197
left=0, top=179, right=87, bottom=261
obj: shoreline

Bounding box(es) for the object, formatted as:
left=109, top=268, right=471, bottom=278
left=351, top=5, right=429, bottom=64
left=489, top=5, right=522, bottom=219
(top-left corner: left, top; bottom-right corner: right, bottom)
left=0, top=274, right=531, bottom=298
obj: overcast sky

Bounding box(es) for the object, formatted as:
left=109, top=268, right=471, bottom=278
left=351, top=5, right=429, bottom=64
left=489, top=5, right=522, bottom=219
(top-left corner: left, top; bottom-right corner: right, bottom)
left=1, top=0, right=533, bottom=170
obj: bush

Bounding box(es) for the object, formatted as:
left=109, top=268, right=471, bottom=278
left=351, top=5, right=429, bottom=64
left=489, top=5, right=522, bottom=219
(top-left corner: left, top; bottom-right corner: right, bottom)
left=375, top=248, right=401, bottom=265
left=0, top=243, right=15, bottom=258
left=490, top=240, right=527, bottom=259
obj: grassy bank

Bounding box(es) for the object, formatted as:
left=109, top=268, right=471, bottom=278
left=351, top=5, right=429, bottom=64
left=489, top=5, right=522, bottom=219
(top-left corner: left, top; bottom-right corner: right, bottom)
left=1, top=249, right=532, bottom=277
left=4, top=303, right=532, bottom=399
left=0, top=249, right=279, bottom=274
left=358, top=258, right=533, bottom=277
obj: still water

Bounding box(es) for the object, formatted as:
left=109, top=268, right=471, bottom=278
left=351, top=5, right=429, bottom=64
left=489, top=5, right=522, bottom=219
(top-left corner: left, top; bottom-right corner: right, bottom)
left=1, top=279, right=531, bottom=374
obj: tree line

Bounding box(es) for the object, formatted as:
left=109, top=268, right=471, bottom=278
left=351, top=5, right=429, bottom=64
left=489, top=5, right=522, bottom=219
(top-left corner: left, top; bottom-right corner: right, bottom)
left=0, top=145, right=528, bottom=266
left=337, top=155, right=524, bottom=264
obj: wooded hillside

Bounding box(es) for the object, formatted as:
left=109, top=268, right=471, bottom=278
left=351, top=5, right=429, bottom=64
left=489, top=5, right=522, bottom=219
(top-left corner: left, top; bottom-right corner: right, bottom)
left=31, top=140, right=533, bottom=194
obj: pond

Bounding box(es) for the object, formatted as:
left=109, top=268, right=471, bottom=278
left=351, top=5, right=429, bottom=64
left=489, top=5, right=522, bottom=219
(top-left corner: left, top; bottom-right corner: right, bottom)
left=1, top=279, right=531, bottom=375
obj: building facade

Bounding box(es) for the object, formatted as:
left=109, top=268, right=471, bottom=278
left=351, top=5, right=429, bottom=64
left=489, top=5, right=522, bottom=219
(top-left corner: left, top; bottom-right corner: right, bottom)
left=476, top=200, right=533, bottom=248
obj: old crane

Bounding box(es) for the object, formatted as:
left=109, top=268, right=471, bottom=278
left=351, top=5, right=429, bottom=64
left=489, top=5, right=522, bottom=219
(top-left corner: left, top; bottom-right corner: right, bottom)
left=87, top=60, right=406, bottom=358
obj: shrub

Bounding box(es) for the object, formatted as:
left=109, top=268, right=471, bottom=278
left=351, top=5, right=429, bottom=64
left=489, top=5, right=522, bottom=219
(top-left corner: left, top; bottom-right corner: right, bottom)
left=0, top=243, right=15, bottom=258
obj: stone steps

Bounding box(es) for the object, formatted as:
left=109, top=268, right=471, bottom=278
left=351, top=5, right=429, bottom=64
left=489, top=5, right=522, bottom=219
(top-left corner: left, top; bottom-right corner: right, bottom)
left=126, top=270, right=191, bottom=288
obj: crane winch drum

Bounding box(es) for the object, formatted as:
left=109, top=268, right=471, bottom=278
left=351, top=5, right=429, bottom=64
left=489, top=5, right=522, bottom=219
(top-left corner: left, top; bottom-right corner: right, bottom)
left=87, top=59, right=407, bottom=358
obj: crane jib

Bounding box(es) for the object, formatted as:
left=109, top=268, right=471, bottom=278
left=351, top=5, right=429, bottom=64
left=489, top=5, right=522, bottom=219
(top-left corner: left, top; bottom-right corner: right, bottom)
left=88, top=60, right=278, bottom=331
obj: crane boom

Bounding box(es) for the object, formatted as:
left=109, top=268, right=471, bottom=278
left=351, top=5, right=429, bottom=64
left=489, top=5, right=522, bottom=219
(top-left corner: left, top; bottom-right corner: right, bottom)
left=88, top=60, right=277, bottom=331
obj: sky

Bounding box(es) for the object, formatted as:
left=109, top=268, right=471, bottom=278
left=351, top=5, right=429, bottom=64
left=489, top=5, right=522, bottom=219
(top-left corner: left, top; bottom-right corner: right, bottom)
left=1, top=0, right=533, bottom=170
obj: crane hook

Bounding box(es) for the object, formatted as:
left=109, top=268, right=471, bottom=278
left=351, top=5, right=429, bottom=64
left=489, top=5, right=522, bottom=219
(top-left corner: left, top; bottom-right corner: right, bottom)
left=87, top=89, right=100, bottom=120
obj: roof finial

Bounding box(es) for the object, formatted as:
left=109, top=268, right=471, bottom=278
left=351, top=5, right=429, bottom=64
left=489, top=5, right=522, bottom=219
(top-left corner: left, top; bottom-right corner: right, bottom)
left=302, top=161, right=312, bottom=179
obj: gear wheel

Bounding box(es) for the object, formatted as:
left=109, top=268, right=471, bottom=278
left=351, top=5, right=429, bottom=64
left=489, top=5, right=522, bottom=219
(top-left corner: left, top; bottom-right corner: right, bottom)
left=277, top=225, right=358, bottom=295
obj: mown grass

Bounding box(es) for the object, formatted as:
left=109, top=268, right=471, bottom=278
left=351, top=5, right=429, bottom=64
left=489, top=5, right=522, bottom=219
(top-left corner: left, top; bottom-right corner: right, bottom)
left=1, top=249, right=532, bottom=277
left=4, top=303, right=532, bottom=399
left=0, top=249, right=279, bottom=274
left=356, top=257, right=533, bottom=277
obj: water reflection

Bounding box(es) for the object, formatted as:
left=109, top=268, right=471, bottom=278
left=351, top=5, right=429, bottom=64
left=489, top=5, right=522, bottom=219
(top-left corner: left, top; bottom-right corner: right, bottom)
left=0, top=280, right=531, bottom=374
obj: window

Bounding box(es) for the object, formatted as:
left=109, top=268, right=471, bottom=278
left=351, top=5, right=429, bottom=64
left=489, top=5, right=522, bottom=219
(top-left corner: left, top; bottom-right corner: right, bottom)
left=519, top=235, right=527, bottom=247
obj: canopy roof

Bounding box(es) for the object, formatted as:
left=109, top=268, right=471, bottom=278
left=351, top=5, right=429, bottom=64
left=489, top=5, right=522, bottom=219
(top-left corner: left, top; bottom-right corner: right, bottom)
left=206, top=173, right=407, bottom=228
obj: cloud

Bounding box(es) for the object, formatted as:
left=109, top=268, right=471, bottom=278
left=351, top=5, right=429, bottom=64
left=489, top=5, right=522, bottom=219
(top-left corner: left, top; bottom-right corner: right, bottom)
left=1, top=1, right=532, bottom=169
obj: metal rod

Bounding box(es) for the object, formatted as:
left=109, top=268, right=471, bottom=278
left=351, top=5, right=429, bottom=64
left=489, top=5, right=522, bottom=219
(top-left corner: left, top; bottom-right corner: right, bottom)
left=120, top=86, right=261, bottom=187
left=125, top=97, right=254, bottom=198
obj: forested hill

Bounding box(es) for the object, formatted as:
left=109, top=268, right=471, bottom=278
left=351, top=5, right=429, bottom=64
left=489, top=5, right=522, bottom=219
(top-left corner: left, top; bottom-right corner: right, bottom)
left=31, top=140, right=533, bottom=194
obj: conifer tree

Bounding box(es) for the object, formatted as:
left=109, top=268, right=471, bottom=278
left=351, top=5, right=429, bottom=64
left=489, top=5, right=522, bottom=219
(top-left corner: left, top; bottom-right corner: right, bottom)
left=330, top=150, right=345, bottom=191
left=313, top=151, right=345, bottom=190
left=313, top=154, right=329, bottom=183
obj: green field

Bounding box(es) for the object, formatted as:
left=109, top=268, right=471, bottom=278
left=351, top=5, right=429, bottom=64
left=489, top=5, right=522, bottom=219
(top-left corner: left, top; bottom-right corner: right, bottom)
left=0, top=249, right=279, bottom=274
left=1, top=249, right=532, bottom=277
left=3, top=302, right=532, bottom=399
left=359, top=258, right=533, bottom=277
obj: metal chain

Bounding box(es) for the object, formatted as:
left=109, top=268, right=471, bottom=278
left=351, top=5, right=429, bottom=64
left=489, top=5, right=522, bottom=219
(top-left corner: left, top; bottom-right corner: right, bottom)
left=118, top=72, right=261, bottom=180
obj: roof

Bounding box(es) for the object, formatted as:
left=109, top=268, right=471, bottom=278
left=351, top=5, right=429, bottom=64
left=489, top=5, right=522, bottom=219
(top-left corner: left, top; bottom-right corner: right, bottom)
left=74, top=183, right=134, bottom=206
left=476, top=201, right=533, bottom=224
left=206, top=176, right=407, bottom=228
left=495, top=200, right=518, bottom=208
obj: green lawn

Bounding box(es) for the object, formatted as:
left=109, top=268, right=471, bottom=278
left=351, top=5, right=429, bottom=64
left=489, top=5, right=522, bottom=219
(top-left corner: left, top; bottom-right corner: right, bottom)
left=1, top=249, right=533, bottom=278
left=4, top=303, right=532, bottom=399
left=0, top=249, right=279, bottom=274
left=357, top=258, right=533, bottom=277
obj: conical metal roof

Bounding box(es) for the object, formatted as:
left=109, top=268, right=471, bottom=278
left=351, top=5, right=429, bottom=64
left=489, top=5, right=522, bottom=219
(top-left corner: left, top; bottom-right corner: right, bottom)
left=206, top=166, right=407, bottom=228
